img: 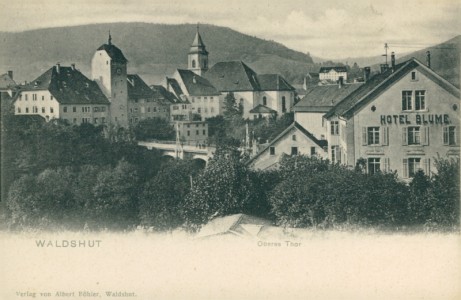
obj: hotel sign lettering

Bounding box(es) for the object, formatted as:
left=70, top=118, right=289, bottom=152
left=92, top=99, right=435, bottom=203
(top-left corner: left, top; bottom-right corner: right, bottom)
left=380, top=114, right=450, bottom=125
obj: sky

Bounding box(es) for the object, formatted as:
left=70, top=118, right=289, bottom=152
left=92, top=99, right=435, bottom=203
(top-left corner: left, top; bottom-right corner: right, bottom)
left=1, top=0, right=460, bottom=59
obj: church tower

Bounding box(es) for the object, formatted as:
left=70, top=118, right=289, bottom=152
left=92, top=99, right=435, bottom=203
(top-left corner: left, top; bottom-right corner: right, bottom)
left=188, top=24, right=209, bottom=76
left=91, top=33, right=129, bottom=127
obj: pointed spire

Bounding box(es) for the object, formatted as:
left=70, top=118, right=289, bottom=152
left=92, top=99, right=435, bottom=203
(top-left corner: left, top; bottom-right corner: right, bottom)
left=197, top=22, right=199, bottom=33
left=108, top=30, right=112, bottom=45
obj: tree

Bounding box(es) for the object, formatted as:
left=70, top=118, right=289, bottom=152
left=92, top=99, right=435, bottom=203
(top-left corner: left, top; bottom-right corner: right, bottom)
left=139, top=159, right=204, bottom=230
left=181, top=151, right=255, bottom=231
left=86, top=159, right=140, bottom=230
left=133, top=117, right=175, bottom=141
left=223, top=92, right=242, bottom=119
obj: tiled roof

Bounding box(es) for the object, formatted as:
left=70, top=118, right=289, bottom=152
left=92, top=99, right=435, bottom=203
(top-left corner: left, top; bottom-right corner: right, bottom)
left=166, top=77, right=184, bottom=98
left=247, top=121, right=328, bottom=165
left=151, top=85, right=180, bottom=104
left=97, top=44, right=128, bottom=63
left=256, top=74, right=295, bottom=91
left=127, top=74, right=154, bottom=101
left=0, top=73, right=16, bottom=89
left=319, top=66, right=347, bottom=73
left=177, top=69, right=221, bottom=96
left=19, top=66, right=109, bottom=105
left=249, top=104, right=276, bottom=114
left=204, top=61, right=261, bottom=92
left=324, top=58, right=460, bottom=119
left=293, top=83, right=363, bottom=113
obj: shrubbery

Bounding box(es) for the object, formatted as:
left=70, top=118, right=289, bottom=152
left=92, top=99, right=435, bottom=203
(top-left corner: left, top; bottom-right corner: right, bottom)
left=2, top=111, right=459, bottom=232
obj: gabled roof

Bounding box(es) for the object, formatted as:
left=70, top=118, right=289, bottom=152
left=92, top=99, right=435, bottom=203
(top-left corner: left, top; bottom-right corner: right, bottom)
left=293, top=83, right=363, bottom=113
left=204, top=61, right=261, bottom=92
left=0, top=73, right=16, bottom=89
left=319, top=66, right=347, bottom=73
left=127, top=74, right=154, bottom=100
left=247, top=122, right=328, bottom=165
left=325, top=58, right=460, bottom=120
left=151, top=85, right=180, bottom=104
left=17, top=66, right=109, bottom=105
left=249, top=104, right=276, bottom=114
left=166, top=77, right=184, bottom=98
left=176, top=69, right=220, bottom=96
left=256, top=74, right=295, bottom=91
left=96, top=43, right=128, bottom=64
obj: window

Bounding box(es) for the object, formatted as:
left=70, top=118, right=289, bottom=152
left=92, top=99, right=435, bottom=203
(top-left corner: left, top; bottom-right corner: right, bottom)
left=367, top=158, right=381, bottom=174
left=411, top=71, right=416, bottom=80
left=101, top=106, right=106, bottom=112
left=408, top=158, right=421, bottom=177
left=154, top=107, right=157, bottom=112
left=310, top=147, right=316, bottom=156
left=102, top=117, right=106, bottom=124
left=50, top=107, right=54, bottom=113
left=33, top=106, right=38, bottom=113
left=291, top=147, right=298, bottom=156
left=330, top=121, right=339, bottom=135
left=443, top=126, right=457, bottom=145
left=17, top=107, right=21, bottom=113
left=282, top=96, right=286, bottom=112
left=196, top=130, right=199, bottom=135
left=402, top=91, right=412, bottom=111
left=93, top=107, right=99, bottom=112
left=25, top=107, right=29, bottom=113
left=41, top=96, right=44, bottom=100
left=19, top=94, right=22, bottom=101
left=33, top=94, right=37, bottom=101
left=415, top=90, right=426, bottom=111
left=269, top=147, right=275, bottom=155
left=148, top=107, right=151, bottom=113
left=63, top=106, right=67, bottom=113
left=73, top=106, right=76, bottom=112
left=203, top=130, right=206, bottom=135
left=198, top=108, right=201, bottom=113
left=187, top=131, right=190, bottom=136
left=292, top=134, right=296, bottom=141
left=25, top=94, right=28, bottom=101
left=408, top=127, right=421, bottom=145
left=50, top=95, right=53, bottom=100
left=41, top=107, right=45, bottom=113
left=94, top=118, right=98, bottom=124
left=367, top=127, right=380, bottom=145
left=73, top=118, right=77, bottom=124
left=263, top=96, right=267, bottom=106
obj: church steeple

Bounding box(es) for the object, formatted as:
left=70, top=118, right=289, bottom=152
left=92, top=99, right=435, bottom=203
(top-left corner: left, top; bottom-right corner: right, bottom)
left=108, top=30, right=112, bottom=45
left=188, top=24, right=209, bottom=76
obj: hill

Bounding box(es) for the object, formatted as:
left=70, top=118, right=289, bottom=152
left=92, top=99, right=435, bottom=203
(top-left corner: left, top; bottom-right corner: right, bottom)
left=338, top=36, right=461, bottom=87
left=0, top=23, right=318, bottom=85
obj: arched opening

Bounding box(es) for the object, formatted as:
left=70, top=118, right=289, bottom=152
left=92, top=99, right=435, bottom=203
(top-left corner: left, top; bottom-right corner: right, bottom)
left=263, top=96, right=267, bottom=106
left=192, top=158, right=207, bottom=169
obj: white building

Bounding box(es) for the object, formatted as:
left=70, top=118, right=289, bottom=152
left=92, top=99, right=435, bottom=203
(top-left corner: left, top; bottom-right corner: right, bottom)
left=323, top=56, right=460, bottom=178
left=319, top=66, right=348, bottom=82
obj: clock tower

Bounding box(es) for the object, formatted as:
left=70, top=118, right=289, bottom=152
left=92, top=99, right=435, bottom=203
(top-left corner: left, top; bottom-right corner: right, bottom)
left=92, top=33, right=129, bottom=127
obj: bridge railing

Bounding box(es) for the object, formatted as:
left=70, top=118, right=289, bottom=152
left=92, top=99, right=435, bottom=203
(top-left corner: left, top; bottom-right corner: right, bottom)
left=142, top=139, right=215, bottom=149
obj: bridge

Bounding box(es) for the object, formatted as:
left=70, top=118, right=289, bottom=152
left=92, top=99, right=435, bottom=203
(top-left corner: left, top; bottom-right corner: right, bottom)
left=138, top=140, right=216, bottom=164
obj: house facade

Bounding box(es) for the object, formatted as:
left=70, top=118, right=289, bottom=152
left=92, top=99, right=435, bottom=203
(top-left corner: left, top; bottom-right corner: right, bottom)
left=324, top=57, right=460, bottom=178
left=319, top=66, right=348, bottom=82
left=13, top=64, right=110, bottom=125
left=248, top=122, right=328, bottom=170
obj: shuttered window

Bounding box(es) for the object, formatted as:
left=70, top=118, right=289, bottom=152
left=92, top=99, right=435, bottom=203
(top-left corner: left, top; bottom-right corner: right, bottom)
left=443, top=126, right=456, bottom=145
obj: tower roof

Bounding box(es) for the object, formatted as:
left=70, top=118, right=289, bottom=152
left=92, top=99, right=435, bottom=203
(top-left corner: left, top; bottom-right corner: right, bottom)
left=97, top=33, right=128, bottom=63
left=189, top=25, right=208, bottom=55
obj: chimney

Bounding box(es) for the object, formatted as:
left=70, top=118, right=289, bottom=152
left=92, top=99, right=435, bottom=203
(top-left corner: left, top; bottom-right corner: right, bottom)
left=7, top=70, right=13, bottom=80
left=338, top=76, right=344, bottom=88
left=71, top=63, right=76, bottom=71
left=303, top=76, right=308, bottom=90
left=391, top=52, right=395, bottom=70
left=426, top=51, right=431, bottom=68
left=364, top=67, right=371, bottom=82
left=56, top=63, right=61, bottom=74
